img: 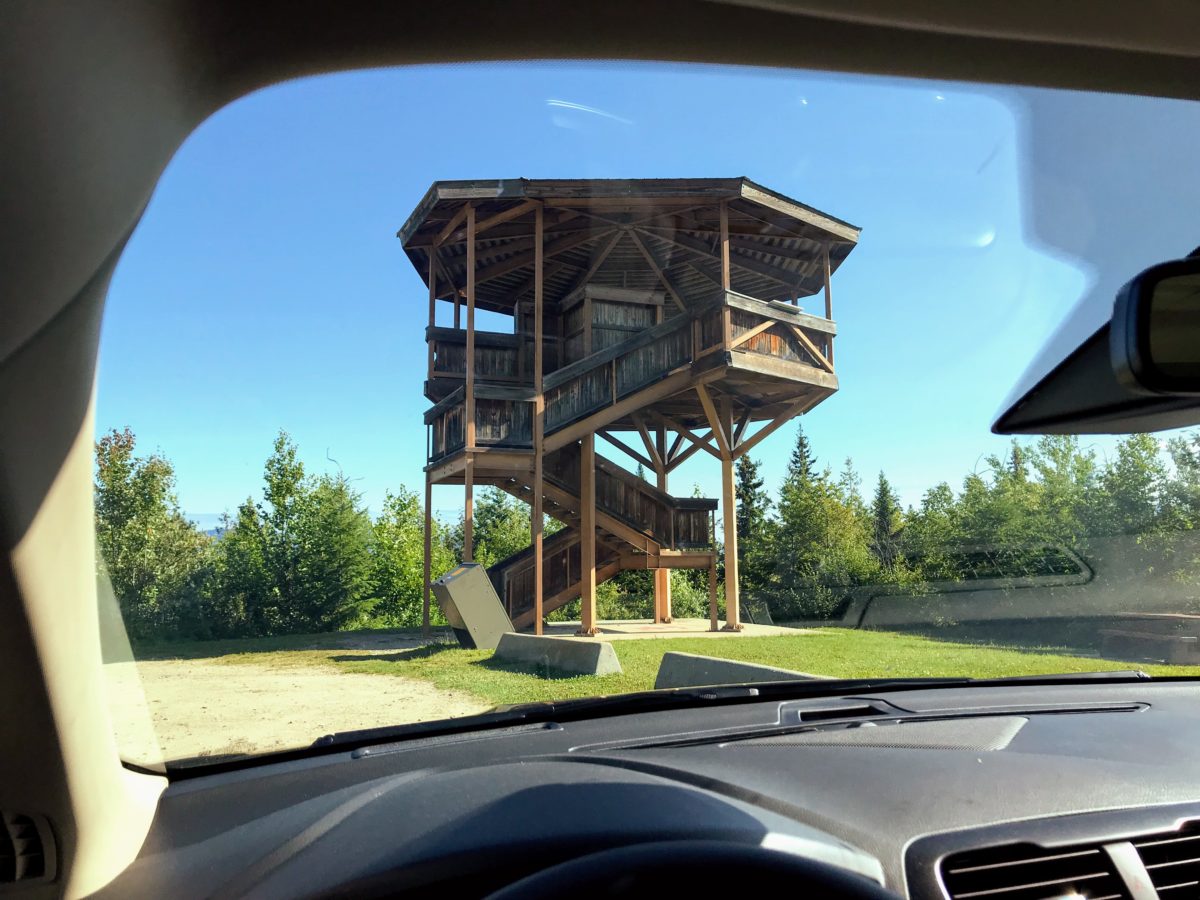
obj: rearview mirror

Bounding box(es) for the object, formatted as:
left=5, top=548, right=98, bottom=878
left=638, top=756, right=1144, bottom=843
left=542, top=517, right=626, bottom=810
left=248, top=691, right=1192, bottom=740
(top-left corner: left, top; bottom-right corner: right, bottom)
left=1112, top=258, right=1200, bottom=395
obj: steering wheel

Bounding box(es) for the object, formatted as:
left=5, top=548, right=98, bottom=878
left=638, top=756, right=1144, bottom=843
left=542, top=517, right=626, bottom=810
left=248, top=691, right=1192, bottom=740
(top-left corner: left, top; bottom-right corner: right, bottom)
left=486, top=839, right=897, bottom=898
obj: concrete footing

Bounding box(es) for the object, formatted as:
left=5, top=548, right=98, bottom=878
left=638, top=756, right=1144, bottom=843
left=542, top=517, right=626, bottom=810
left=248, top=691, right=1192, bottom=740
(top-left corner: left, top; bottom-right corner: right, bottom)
left=654, top=651, right=823, bottom=690
left=494, top=632, right=623, bottom=676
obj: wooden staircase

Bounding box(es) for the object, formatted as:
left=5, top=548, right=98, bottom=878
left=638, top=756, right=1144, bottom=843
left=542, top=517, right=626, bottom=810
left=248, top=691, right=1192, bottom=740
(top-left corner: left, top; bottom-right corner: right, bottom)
left=487, top=444, right=717, bottom=629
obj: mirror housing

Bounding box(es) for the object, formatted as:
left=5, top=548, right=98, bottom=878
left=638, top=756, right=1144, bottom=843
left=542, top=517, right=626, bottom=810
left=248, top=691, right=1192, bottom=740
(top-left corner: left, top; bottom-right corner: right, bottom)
left=994, top=255, right=1200, bottom=435
left=1112, top=257, right=1200, bottom=395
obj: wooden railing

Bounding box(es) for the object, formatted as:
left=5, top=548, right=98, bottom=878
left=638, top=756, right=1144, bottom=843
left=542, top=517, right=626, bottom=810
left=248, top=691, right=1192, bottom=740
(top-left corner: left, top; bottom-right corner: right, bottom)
left=698, top=291, right=836, bottom=372
left=542, top=306, right=702, bottom=433
left=426, top=290, right=836, bottom=461
left=425, top=326, right=557, bottom=398
left=425, top=384, right=535, bottom=461
left=545, top=444, right=717, bottom=550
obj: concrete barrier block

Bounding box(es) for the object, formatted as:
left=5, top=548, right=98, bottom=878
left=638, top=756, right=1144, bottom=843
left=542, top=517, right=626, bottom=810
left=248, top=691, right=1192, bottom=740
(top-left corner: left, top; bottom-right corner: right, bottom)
left=654, top=651, right=824, bottom=690
left=494, top=633, right=623, bottom=677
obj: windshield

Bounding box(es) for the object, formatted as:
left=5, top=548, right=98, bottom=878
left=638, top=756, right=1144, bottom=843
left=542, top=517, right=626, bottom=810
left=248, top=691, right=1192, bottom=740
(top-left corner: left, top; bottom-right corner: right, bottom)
left=96, top=62, right=1200, bottom=769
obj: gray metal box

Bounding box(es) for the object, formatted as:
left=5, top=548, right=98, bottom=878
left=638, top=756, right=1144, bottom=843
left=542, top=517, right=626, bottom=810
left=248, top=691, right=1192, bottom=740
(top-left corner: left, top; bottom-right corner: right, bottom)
left=432, top=563, right=514, bottom=650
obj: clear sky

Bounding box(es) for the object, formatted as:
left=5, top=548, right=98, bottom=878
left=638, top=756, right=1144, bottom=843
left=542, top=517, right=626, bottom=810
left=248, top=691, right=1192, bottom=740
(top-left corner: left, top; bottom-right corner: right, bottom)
left=98, top=61, right=1116, bottom=528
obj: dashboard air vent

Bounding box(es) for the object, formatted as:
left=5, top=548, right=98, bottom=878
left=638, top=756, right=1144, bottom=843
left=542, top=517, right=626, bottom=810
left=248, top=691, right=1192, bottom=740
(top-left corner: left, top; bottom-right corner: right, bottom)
left=0, top=813, right=49, bottom=884
left=1131, top=821, right=1200, bottom=897
left=940, top=842, right=1127, bottom=900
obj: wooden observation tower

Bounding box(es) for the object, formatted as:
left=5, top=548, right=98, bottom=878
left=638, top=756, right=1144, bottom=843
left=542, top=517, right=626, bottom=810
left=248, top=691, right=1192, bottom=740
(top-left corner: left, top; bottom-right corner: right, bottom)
left=400, top=178, right=860, bottom=635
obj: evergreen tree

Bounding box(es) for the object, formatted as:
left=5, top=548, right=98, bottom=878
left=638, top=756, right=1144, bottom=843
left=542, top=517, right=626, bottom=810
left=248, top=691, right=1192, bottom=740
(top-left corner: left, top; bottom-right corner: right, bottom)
left=787, top=422, right=817, bottom=482
left=370, top=488, right=455, bottom=627
left=94, top=427, right=212, bottom=639
left=870, top=471, right=902, bottom=569
left=734, top=454, right=772, bottom=593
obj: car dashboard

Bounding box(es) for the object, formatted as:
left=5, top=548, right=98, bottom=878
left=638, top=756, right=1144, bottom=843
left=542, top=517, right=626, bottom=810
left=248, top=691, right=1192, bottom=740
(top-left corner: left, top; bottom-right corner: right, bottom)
left=98, top=682, right=1200, bottom=898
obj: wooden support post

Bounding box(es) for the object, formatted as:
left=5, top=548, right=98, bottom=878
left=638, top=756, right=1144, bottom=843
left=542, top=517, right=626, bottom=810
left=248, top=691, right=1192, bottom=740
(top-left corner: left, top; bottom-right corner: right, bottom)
left=423, top=474, right=432, bottom=637
left=464, top=203, right=476, bottom=563
left=533, top=203, right=545, bottom=635
left=709, top=556, right=719, bottom=632
left=720, top=200, right=732, bottom=347
left=823, top=243, right=834, bottom=365
left=654, top=464, right=672, bottom=624
left=463, top=461, right=474, bottom=562
left=427, top=252, right=437, bottom=376
left=721, top=451, right=741, bottom=631
left=466, top=204, right=477, bottom=451
left=578, top=434, right=598, bottom=636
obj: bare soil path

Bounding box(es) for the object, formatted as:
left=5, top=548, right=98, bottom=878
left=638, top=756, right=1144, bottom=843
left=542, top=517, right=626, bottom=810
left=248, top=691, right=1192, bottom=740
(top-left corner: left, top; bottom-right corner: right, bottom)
left=105, top=655, right=490, bottom=764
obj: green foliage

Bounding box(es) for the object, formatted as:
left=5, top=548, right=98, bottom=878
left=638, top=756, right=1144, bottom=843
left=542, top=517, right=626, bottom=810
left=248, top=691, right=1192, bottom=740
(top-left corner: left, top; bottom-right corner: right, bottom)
left=216, top=433, right=378, bottom=635
left=94, top=428, right=212, bottom=640
left=100, top=417, right=1200, bottom=643
left=763, top=424, right=885, bottom=619
left=734, top=454, right=772, bottom=595
left=371, top=488, right=453, bottom=628
left=450, top=487, right=562, bottom=569
left=870, top=471, right=902, bottom=569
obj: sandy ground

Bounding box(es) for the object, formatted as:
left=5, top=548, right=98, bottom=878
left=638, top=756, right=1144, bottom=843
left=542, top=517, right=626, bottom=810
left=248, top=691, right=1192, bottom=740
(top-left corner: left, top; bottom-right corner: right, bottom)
left=105, top=656, right=491, bottom=765
left=104, top=620, right=797, bottom=765
left=543, top=618, right=803, bottom=640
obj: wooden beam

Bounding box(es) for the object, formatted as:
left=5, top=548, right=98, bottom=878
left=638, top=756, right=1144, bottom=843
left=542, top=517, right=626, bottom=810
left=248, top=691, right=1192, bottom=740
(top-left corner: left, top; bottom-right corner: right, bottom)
left=696, top=384, right=732, bottom=458
left=597, top=429, right=654, bottom=470
left=823, top=243, right=834, bottom=365
left=433, top=204, right=470, bottom=247
left=427, top=251, right=437, bottom=380
left=652, top=228, right=801, bottom=289
left=472, top=227, right=614, bottom=286
left=727, top=318, right=776, bottom=351
left=578, top=434, right=597, bottom=636
left=533, top=202, right=545, bottom=635
left=463, top=455, right=474, bottom=562
left=733, top=395, right=821, bottom=458
left=544, top=367, right=723, bottom=453
left=709, top=557, right=719, bottom=632
left=727, top=349, right=839, bottom=391
left=733, top=406, right=754, bottom=446
left=423, top=474, right=432, bottom=636
left=628, top=229, right=687, bottom=312
left=665, top=432, right=685, bottom=465
left=665, top=437, right=710, bottom=472
left=475, top=199, right=538, bottom=238
left=565, top=230, right=622, bottom=298
left=466, top=205, right=477, bottom=451
left=633, top=414, right=664, bottom=472
left=722, top=445, right=741, bottom=631
left=652, top=410, right=722, bottom=460
left=787, top=323, right=835, bottom=373
left=655, top=464, right=672, bottom=624
left=503, top=259, right=570, bottom=306
left=719, top=201, right=731, bottom=291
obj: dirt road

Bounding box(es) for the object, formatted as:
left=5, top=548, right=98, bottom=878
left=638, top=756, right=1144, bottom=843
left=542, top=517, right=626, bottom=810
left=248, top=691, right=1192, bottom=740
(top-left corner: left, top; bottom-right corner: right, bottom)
left=105, top=657, right=490, bottom=765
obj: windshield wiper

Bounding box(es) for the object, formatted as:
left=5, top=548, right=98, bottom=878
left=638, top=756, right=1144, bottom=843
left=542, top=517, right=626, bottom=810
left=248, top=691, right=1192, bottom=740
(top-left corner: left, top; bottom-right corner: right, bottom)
left=166, top=670, right=1163, bottom=777
left=307, top=671, right=1156, bottom=753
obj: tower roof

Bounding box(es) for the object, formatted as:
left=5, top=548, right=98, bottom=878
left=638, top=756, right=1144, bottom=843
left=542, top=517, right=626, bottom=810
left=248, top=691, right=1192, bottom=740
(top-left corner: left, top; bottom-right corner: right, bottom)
left=398, top=177, right=860, bottom=314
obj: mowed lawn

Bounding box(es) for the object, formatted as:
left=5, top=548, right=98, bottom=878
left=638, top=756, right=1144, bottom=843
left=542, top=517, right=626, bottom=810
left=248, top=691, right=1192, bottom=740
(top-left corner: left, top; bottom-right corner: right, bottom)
left=140, top=628, right=1200, bottom=709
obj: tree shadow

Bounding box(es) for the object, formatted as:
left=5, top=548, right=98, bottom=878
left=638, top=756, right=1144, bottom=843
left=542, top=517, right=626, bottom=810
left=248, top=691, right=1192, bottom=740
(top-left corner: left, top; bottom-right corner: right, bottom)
left=134, top=627, right=456, bottom=661
left=328, top=643, right=464, bottom=664
left=878, top=619, right=1125, bottom=661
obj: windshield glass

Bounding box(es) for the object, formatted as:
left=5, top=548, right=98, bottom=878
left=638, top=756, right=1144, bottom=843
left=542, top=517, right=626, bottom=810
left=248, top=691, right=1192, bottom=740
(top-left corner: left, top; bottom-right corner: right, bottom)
left=96, top=62, right=1200, bottom=769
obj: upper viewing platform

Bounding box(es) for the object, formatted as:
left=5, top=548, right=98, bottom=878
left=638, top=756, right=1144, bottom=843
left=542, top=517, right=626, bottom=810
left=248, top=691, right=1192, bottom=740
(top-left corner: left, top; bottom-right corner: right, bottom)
left=399, top=178, right=860, bottom=468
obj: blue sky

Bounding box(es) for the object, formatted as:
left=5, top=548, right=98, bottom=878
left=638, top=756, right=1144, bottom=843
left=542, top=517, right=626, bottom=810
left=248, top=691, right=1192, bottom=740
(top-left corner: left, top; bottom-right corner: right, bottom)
left=98, top=62, right=1106, bottom=527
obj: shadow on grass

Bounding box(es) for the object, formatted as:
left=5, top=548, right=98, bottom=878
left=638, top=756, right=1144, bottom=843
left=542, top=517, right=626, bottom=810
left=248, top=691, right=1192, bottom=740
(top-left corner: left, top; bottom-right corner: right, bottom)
left=329, top=645, right=598, bottom=681
left=328, top=644, right=464, bottom=665
left=134, top=627, right=456, bottom=661
left=877, top=620, right=1120, bottom=660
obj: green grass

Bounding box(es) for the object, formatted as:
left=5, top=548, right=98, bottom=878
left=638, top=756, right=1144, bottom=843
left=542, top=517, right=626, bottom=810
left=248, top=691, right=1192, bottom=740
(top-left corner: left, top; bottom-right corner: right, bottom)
left=143, top=628, right=1200, bottom=709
